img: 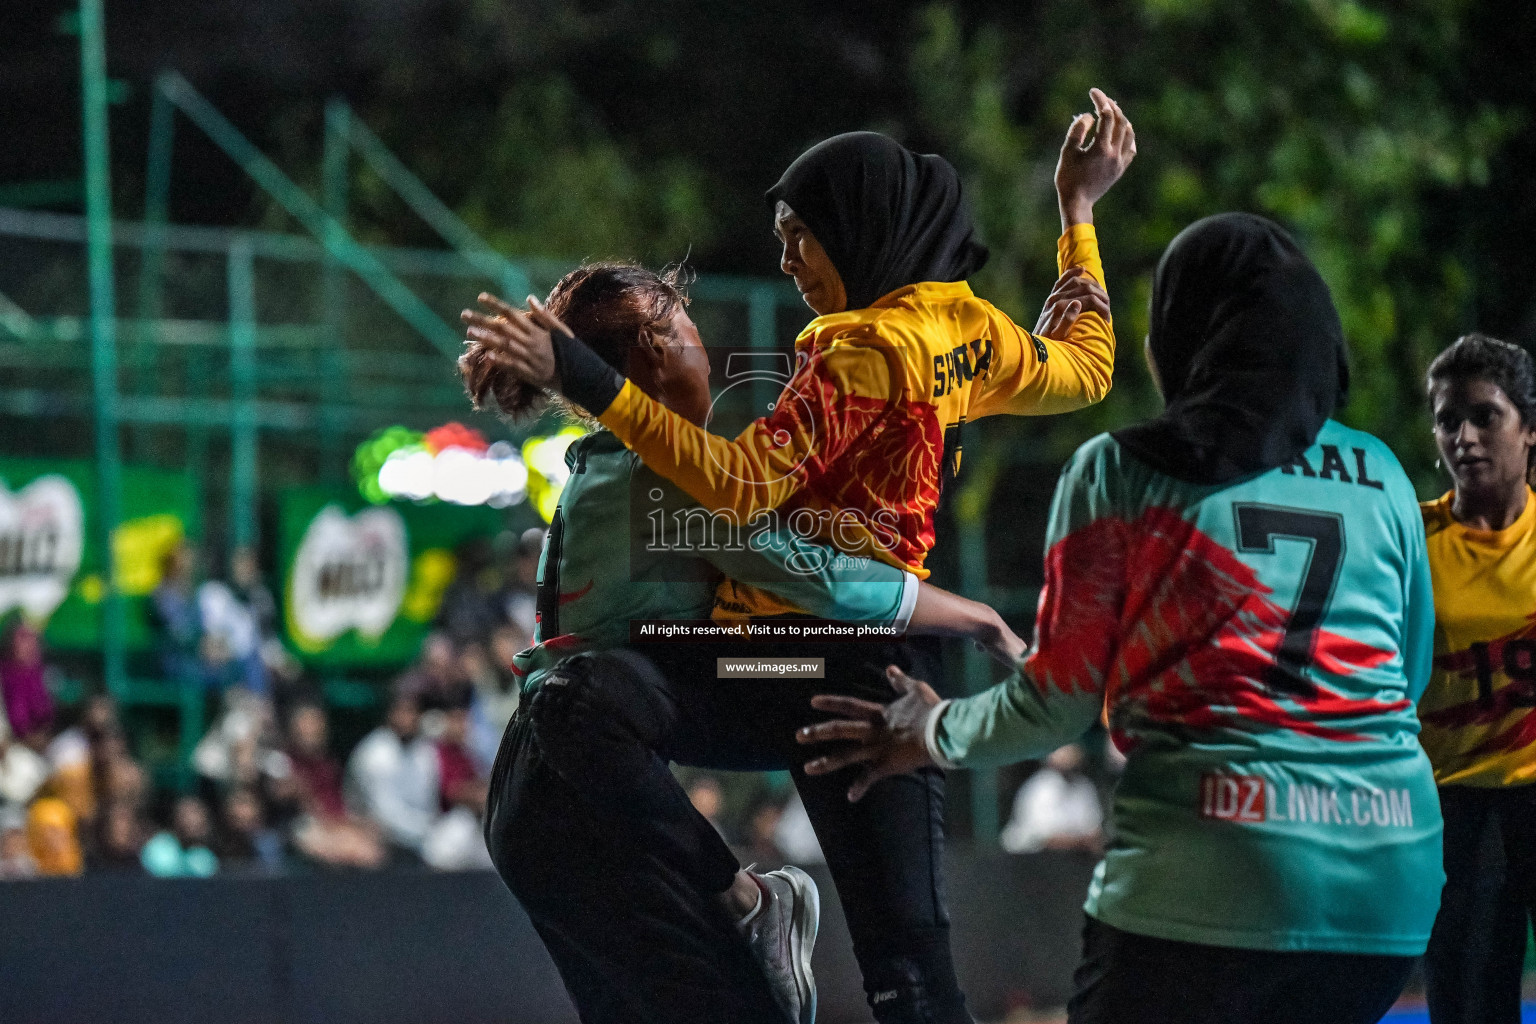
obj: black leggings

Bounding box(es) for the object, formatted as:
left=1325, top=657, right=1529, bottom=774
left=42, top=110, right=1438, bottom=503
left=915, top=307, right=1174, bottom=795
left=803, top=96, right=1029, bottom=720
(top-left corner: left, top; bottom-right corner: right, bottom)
left=1425, top=784, right=1536, bottom=1024
left=485, top=704, right=785, bottom=1024
left=1068, top=918, right=1416, bottom=1024
left=485, top=642, right=971, bottom=1024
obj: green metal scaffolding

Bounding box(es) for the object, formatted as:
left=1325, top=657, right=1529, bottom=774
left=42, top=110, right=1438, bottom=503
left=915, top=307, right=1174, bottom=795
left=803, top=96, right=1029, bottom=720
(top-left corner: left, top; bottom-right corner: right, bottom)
left=38, top=2, right=1029, bottom=834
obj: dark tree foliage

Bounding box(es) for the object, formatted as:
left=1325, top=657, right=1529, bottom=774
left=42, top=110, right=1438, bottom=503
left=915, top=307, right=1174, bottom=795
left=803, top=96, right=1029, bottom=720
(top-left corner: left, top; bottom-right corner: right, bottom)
left=2, top=0, right=1533, bottom=502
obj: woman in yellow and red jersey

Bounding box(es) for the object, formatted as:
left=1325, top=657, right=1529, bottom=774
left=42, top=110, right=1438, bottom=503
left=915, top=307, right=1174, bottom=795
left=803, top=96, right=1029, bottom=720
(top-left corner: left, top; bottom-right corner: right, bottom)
left=1419, top=333, right=1536, bottom=1024
left=464, top=89, right=1133, bottom=599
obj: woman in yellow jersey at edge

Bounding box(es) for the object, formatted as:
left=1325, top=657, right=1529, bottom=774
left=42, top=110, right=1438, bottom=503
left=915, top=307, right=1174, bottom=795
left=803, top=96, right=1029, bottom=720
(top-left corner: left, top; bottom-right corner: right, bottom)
left=1418, top=332, right=1536, bottom=1024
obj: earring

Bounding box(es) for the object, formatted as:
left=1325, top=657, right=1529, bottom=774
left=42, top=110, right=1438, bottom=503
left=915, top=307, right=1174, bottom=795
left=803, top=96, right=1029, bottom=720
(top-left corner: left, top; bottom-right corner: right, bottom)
left=1435, top=457, right=1442, bottom=471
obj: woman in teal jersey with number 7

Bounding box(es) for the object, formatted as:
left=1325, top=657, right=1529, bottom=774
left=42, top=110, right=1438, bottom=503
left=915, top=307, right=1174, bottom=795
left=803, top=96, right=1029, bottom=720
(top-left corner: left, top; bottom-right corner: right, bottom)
left=800, top=213, right=1444, bottom=1024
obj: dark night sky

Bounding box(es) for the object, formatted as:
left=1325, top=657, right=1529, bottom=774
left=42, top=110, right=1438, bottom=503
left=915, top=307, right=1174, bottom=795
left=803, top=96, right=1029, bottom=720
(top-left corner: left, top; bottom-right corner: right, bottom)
left=2, top=1, right=444, bottom=218
left=0, top=0, right=925, bottom=271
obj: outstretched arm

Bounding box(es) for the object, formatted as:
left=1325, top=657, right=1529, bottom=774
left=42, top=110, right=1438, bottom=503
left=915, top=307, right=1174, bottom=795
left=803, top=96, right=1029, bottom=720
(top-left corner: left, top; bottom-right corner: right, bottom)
left=972, top=88, right=1136, bottom=419
left=907, top=581, right=1026, bottom=666
left=715, top=531, right=1023, bottom=662
left=797, top=442, right=1127, bottom=799
left=463, top=295, right=894, bottom=527
left=637, top=471, right=1023, bottom=657
left=1056, top=88, right=1137, bottom=234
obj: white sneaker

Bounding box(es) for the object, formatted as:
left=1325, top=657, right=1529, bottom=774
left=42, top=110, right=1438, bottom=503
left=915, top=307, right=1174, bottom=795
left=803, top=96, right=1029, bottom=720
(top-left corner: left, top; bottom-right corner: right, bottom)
left=742, top=866, right=820, bottom=1024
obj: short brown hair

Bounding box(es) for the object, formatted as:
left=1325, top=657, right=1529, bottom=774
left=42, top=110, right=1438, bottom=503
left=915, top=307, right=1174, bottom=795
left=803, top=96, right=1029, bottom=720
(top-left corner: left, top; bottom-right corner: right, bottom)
left=461, top=262, right=689, bottom=420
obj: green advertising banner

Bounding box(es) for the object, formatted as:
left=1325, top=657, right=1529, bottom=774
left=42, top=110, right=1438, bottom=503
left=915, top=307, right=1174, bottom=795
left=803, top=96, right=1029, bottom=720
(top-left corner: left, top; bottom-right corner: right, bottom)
left=279, top=487, right=503, bottom=667
left=0, top=459, right=200, bottom=651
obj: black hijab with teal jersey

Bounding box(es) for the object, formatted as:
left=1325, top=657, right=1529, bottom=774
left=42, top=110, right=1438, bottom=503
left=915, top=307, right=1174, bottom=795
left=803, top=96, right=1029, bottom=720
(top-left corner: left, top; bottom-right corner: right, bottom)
left=1114, top=213, right=1351, bottom=485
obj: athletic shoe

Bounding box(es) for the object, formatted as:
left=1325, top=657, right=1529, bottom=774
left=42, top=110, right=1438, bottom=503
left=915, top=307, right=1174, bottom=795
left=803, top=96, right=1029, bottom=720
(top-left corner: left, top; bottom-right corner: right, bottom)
left=743, top=865, right=820, bottom=1024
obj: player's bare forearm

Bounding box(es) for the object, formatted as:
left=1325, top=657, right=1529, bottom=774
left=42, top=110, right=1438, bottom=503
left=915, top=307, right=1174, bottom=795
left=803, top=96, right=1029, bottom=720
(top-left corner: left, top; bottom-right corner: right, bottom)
left=908, top=583, right=1025, bottom=666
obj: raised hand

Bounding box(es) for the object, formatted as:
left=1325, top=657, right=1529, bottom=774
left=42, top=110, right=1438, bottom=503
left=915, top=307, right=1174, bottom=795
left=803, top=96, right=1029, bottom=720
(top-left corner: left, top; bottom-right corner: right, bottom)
left=1033, top=266, right=1113, bottom=340
left=459, top=292, right=569, bottom=392
left=797, top=666, right=944, bottom=802
left=1056, top=87, right=1137, bottom=230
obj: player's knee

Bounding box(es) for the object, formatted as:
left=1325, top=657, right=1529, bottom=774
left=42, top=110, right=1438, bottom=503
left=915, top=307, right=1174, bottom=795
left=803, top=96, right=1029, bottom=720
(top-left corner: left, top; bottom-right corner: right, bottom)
left=529, top=649, right=667, bottom=741
left=526, top=654, right=604, bottom=738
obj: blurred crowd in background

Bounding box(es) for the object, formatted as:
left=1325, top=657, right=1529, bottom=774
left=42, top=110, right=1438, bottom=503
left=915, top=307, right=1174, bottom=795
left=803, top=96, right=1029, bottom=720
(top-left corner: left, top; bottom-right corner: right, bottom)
left=0, top=524, right=544, bottom=878
left=0, top=518, right=1122, bottom=880
left=676, top=732, right=1118, bottom=876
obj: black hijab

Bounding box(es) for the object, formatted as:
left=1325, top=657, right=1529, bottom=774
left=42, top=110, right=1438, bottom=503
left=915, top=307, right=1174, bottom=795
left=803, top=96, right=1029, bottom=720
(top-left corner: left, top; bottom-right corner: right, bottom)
left=766, top=132, right=989, bottom=310
left=1113, top=213, right=1350, bottom=485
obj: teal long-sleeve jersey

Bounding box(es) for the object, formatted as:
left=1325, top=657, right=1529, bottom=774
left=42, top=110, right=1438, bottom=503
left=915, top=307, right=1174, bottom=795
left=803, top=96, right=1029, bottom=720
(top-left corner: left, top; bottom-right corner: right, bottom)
left=932, top=422, right=1443, bottom=955
left=513, top=431, right=917, bottom=692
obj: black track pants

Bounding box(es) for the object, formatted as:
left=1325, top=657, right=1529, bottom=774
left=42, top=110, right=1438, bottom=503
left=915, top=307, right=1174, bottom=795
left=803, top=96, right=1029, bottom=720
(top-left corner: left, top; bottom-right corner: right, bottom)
left=1424, top=784, right=1536, bottom=1024
left=1068, top=917, right=1415, bottom=1024
left=485, top=643, right=972, bottom=1024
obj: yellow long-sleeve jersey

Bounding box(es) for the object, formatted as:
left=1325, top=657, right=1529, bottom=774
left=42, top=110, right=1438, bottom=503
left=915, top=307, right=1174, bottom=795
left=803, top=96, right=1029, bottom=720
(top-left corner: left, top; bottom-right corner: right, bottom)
left=1419, top=490, right=1536, bottom=787
left=595, top=224, right=1116, bottom=616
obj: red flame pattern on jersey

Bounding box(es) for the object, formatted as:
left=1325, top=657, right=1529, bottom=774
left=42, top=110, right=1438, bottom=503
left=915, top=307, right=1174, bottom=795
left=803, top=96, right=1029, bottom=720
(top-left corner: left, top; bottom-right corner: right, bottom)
left=1421, top=613, right=1536, bottom=757
left=762, top=344, right=945, bottom=568
left=1027, top=507, right=1404, bottom=747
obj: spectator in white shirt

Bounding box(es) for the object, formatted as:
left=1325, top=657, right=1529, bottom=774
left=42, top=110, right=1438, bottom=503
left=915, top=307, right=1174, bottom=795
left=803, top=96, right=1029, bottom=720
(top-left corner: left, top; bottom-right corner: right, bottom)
left=1000, top=742, right=1104, bottom=855
left=345, top=689, right=440, bottom=859
left=0, top=714, right=48, bottom=812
